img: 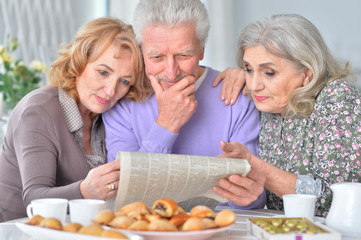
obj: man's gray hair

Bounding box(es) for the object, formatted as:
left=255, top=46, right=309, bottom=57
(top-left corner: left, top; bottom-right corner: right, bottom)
left=133, top=0, right=210, bottom=48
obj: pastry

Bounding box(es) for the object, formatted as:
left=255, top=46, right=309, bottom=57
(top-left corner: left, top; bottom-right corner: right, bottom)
left=214, top=209, right=236, bottom=227
left=127, top=209, right=149, bottom=221
left=202, top=218, right=218, bottom=229
left=78, top=223, right=104, bottom=236
left=169, top=212, right=190, bottom=227
left=181, top=217, right=206, bottom=231
left=118, top=201, right=149, bottom=215
left=152, top=199, right=179, bottom=218
left=128, top=220, right=149, bottom=231
left=144, top=211, right=163, bottom=222
left=108, top=215, right=135, bottom=229
left=39, top=217, right=62, bottom=230
left=147, top=219, right=177, bottom=231
left=190, top=205, right=215, bottom=219
left=63, top=222, right=83, bottom=233
left=93, top=209, right=115, bottom=225
left=100, top=229, right=128, bottom=239
left=26, top=214, right=44, bottom=226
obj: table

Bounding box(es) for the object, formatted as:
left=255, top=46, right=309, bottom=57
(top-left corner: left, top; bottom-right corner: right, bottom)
left=0, top=207, right=359, bottom=239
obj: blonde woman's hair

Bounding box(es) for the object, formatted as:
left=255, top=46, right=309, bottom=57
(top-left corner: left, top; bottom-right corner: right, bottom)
left=237, top=14, right=351, bottom=118
left=49, top=17, right=152, bottom=103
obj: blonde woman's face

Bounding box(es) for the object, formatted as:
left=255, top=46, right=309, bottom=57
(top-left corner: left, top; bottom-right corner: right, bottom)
left=76, top=43, right=134, bottom=114
left=243, top=46, right=310, bottom=116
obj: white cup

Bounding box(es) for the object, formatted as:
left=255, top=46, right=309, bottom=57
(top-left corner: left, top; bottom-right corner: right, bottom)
left=26, top=198, right=68, bottom=223
left=283, top=194, right=316, bottom=220
left=69, top=199, right=105, bottom=225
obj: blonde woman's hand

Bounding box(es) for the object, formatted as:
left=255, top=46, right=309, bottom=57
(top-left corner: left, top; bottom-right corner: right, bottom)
left=80, top=160, right=120, bottom=200
left=212, top=68, right=246, bottom=105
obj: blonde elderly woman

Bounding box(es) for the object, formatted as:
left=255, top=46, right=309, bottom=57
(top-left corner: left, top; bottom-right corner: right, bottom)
left=215, top=14, right=361, bottom=216
left=0, top=17, right=152, bottom=222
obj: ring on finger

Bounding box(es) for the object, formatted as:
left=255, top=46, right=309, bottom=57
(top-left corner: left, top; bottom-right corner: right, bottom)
left=107, top=183, right=116, bottom=191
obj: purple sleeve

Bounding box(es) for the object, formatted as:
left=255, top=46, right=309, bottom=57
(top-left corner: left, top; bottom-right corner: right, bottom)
left=218, top=188, right=267, bottom=209
left=103, top=102, right=178, bottom=162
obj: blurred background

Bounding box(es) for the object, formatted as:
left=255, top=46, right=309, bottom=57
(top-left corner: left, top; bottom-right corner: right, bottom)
left=1, top=0, right=360, bottom=88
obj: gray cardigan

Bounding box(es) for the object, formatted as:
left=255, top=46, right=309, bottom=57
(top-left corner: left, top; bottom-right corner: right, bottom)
left=0, top=86, right=104, bottom=222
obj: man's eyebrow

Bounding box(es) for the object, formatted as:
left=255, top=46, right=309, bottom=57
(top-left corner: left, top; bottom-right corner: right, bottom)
left=147, top=51, right=163, bottom=55
left=176, top=48, right=193, bottom=54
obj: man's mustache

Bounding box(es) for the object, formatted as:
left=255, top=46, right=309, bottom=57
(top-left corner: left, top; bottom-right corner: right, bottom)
left=156, top=74, right=189, bottom=83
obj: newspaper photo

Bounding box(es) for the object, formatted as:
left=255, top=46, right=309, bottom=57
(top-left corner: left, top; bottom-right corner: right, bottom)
left=106, top=151, right=251, bottom=212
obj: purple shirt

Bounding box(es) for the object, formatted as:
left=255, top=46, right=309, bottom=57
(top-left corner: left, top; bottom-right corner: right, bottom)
left=103, top=66, right=265, bottom=209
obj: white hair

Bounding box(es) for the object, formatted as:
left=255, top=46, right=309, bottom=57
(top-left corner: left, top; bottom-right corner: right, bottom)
left=133, top=0, right=210, bottom=48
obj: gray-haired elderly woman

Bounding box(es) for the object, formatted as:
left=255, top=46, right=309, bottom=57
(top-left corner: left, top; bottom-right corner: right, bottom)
left=217, top=14, right=361, bottom=217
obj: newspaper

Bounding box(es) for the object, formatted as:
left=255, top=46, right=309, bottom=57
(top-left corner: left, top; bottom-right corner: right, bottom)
left=106, top=151, right=251, bottom=212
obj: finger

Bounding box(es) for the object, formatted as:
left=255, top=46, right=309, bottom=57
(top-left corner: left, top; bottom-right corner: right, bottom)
left=229, top=174, right=265, bottom=196
left=173, top=75, right=196, bottom=91
left=213, top=72, right=224, bottom=87
left=219, top=141, right=234, bottom=153
left=148, top=75, right=164, bottom=95
left=213, top=184, right=255, bottom=206
left=96, top=160, right=120, bottom=175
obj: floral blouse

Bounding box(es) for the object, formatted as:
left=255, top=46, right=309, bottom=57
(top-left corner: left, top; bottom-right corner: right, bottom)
left=259, top=79, right=361, bottom=217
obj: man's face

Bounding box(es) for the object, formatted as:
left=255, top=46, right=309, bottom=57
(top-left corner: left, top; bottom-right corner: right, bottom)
left=141, top=23, right=204, bottom=90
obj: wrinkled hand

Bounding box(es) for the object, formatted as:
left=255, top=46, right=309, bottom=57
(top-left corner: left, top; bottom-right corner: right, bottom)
left=80, top=160, right=120, bottom=200
left=149, top=75, right=198, bottom=133
left=217, top=140, right=252, bottom=160
left=213, top=67, right=246, bottom=105
left=213, top=141, right=265, bottom=206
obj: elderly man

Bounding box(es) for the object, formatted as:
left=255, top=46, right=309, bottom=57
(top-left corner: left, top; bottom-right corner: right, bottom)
left=103, top=0, right=265, bottom=209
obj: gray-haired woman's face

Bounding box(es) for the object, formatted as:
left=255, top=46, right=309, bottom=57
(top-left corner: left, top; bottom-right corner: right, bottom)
left=242, top=45, right=310, bottom=117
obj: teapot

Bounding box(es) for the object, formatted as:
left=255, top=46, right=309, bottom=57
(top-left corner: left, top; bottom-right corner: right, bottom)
left=325, top=182, right=361, bottom=236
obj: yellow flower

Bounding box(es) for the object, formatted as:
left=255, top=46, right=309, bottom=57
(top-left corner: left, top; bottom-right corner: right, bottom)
left=30, top=60, right=47, bottom=73
left=0, top=52, right=13, bottom=63
left=0, top=45, right=5, bottom=54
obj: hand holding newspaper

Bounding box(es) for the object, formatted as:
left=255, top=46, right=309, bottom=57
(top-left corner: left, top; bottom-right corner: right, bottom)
left=107, top=151, right=251, bottom=212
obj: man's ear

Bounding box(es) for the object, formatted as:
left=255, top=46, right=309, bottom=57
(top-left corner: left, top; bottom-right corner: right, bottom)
left=303, top=68, right=313, bottom=86
left=200, top=48, right=204, bottom=61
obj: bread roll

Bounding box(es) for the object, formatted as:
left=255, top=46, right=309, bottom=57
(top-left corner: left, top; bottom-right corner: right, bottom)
left=202, top=218, right=218, bottom=229
left=108, top=216, right=135, bottom=229
left=147, top=219, right=177, bottom=231
left=152, top=199, right=178, bottom=218
left=101, top=229, right=128, bottom=239
left=181, top=217, right=206, bottom=231
left=26, top=215, right=44, bottom=226
left=63, top=222, right=83, bottom=233
left=214, top=209, right=236, bottom=227
left=118, top=201, right=149, bottom=215
left=93, top=209, right=115, bottom=225
left=39, top=218, right=62, bottom=230
left=169, top=212, right=190, bottom=227
left=78, top=223, right=104, bottom=236
left=190, top=205, right=215, bottom=219
left=128, top=220, right=149, bottom=231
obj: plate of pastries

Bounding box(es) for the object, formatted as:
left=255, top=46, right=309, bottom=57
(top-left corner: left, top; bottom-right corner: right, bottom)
left=17, top=214, right=142, bottom=240
left=93, top=199, right=236, bottom=240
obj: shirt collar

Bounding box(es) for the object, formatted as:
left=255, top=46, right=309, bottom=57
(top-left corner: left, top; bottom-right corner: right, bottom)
left=195, top=67, right=208, bottom=91
left=58, top=88, right=84, bottom=132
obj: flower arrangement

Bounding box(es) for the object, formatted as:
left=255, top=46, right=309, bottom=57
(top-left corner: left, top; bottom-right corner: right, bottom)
left=0, top=37, right=48, bottom=110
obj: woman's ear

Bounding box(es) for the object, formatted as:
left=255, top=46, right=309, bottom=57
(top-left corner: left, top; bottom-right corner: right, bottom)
left=302, top=68, right=313, bottom=86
